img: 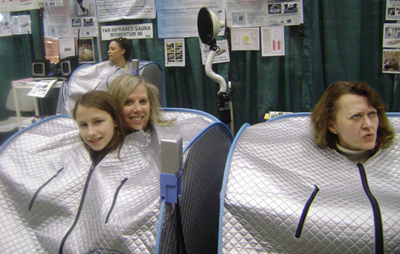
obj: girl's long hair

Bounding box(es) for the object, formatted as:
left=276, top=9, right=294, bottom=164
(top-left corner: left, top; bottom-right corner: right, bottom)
left=72, top=90, right=129, bottom=162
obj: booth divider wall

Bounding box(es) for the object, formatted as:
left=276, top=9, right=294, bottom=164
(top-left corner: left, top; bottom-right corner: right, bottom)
left=2, top=1, right=399, bottom=136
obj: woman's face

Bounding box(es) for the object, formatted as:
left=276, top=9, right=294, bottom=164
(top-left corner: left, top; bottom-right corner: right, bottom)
left=122, top=83, right=151, bottom=131
left=75, top=105, right=116, bottom=151
left=328, top=94, right=379, bottom=151
left=108, top=41, right=125, bottom=63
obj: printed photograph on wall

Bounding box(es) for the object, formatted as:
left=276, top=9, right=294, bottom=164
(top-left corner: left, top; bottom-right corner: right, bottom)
left=72, top=18, right=81, bottom=27
left=383, top=49, right=400, bottom=73
left=75, top=37, right=94, bottom=63
left=268, top=4, right=282, bottom=14
left=386, top=0, right=400, bottom=20
left=83, top=18, right=94, bottom=26
left=164, top=38, right=185, bottom=67
left=283, top=3, right=298, bottom=14
left=70, top=0, right=98, bottom=37
left=383, top=23, right=400, bottom=47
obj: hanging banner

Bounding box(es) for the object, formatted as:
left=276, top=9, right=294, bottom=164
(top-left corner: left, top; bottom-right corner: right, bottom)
left=156, top=0, right=225, bottom=38
left=96, top=0, right=155, bottom=22
left=226, top=0, right=303, bottom=27
left=101, top=23, right=153, bottom=40
left=0, top=0, right=42, bottom=12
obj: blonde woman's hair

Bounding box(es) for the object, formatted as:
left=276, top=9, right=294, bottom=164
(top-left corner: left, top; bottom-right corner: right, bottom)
left=107, top=74, right=174, bottom=132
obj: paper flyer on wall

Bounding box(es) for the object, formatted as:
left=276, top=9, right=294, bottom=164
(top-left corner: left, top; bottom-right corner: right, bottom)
left=28, top=79, right=58, bottom=98
left=0, top=12, right=12, bottom=37
left=43, top=0, right=98, bottom=38
left=70, top=0, right=98, bottom=37
left=45, top=38, right=60, bottom=64
left=165, top=39, right=185, bottom=67
left=12, top=14, right=31, bottom=35
left=59, top=38, right=76, bottom=59
left=383, top=23, right=400, bottom=48
left=96, top=0, right=155, bottom=22
left=261, top=26, right=285, bottom=56
left=226, top=0, right=303, bottom=28
left=200, top=39, right=230, bottom=65
left=383, top=49, right=400, bottom=74
left=156, top=0, right=226, bottom=38
left=386, top=0, right=400, bottom=20
left=43, top=0, right=72, bottom=38
left=231, top=27, right=260, bottom=51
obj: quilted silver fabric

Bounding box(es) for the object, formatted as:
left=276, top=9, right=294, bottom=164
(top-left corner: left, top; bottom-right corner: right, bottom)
left=156, top=109, right=219, bottom=149
left=220, top=114, right=400, bottom=253
left=0, top=109, right=218, bottom=253
left=62, top=60, right=131, bottom=116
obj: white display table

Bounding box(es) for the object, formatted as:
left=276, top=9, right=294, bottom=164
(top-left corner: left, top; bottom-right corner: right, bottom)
left=12, top=78, right=65, bottom=130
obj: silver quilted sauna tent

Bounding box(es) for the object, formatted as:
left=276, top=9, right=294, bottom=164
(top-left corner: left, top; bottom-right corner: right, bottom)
left=219, top=113, right=400, bottom=253
left=60, top=60, right=167, bottom=116
left=0, top=108, right=233, bottom=253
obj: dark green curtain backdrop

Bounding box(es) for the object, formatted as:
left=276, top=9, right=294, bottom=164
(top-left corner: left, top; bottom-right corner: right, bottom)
left=0, top=10, right=42, bottom=116
left=1, top=0, right=398, bottom=135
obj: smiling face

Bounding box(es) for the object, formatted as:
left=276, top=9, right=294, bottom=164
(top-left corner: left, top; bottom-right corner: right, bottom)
left=75, top=105, right=116, bottom=151
left=328, top=94, right=379, bottom=151
left=122, top=83, right=151, bottom=131
left=108, top=41, right=125, bottom=63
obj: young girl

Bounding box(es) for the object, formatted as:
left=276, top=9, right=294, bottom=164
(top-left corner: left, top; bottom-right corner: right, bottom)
left=0, top=90, right=162, bottom=254
left=72, top=90, right=129, bottom=163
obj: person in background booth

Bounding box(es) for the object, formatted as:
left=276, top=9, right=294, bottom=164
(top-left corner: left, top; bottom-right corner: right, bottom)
left=63, top=38, right=134, bottom=114
left=108, top=37, right=132, bottom=71
left=107, top=74, right=174, bottom=133
left=72, top=90, right=129, bottom=163
left=311, top=81, right=395, bottom=163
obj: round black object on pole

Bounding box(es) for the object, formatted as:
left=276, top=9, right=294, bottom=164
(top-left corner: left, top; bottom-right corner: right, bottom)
left=197, top=7, right=214, bottom=45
